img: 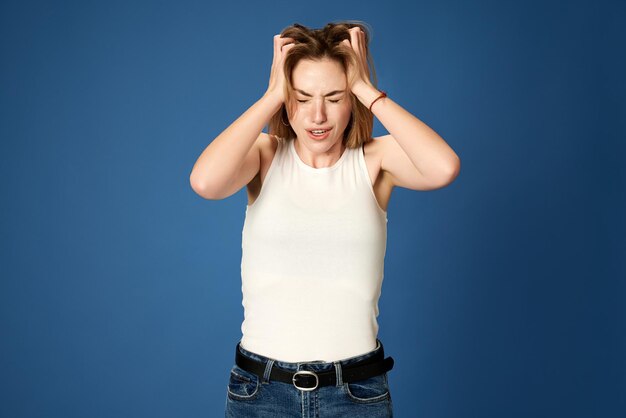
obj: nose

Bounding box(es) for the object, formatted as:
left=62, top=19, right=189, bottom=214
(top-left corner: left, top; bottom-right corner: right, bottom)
left=311, top=98, right=327, bottom=124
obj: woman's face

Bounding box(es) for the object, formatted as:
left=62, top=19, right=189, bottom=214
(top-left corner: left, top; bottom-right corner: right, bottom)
left=288, top=58, right=352, bottom=151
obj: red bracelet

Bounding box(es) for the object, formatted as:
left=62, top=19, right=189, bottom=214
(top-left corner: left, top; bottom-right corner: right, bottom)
left=369, top=91, right=387, bottom=112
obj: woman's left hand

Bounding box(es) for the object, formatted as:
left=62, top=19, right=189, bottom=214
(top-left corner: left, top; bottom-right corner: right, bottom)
left=342, top=27, right=375, bottom=93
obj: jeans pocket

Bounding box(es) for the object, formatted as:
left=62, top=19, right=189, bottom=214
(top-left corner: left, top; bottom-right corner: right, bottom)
left=343, top=372, right=391, bottom=404
left=226, top=365, right=261, bottom=401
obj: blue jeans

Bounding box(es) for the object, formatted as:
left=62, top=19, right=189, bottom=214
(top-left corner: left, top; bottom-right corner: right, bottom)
left=225, top=338, right=393, bottom=417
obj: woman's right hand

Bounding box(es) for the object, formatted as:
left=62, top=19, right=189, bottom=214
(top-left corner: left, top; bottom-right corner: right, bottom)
left=265, top=34, right=296, bottom=103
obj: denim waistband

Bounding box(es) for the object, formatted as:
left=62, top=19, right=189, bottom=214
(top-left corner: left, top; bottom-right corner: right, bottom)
left=236, top=339, right=385, bottom=372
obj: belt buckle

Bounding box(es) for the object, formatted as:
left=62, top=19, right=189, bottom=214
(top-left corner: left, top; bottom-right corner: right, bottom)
left=292, top=370, right=319, bottom=391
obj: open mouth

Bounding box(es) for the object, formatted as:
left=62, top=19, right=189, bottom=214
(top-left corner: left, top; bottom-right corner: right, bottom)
left=307, top=128, right=332, bottom=139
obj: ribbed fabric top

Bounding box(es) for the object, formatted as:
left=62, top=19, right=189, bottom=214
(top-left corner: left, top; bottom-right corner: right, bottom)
left=239, top=137, right=388, bottom=362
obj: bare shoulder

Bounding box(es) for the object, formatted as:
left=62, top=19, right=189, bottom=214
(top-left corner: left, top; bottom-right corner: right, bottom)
left=259, top=133, right=280, bottom=179
left=366, top=134, right=395, bottom=162
left=363, top=136, right=395, bottom=212
left=260, top=132, right=280, bottom=156
left=363, top=136, right=391, bottom=184
left=246, top=133, right=280, bottom=205
left=363, top=136, right=383, bottom=163
left=372, top=133, right=457, bottom=191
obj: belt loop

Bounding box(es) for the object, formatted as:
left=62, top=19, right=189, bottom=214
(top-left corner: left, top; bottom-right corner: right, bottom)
left=262, top=359, right=275, bottom=384
left=333, top=361, right=343, bottom=386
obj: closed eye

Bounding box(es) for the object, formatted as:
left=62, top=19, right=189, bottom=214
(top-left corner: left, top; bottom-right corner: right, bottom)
left=297, top=99, right=341, bottom=103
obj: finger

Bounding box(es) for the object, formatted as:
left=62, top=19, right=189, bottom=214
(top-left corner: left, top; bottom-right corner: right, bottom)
left=280, top=40, right=296, bottom=54
left=354, top=31, right=369, bottom=76
left=278, top=36, right=295, bottom=45
left=281, top=43, right=295, bottom=56
left=360, top=35, right=368, bottom=60
left=349, top=27, right=359, bottom=49
left=358, top=28, right=367, bottom=47
left=357, top=30, right=367, bottom=58
left=273, top=34, right=280, bottom=64
left=358, top=29, right=366, bottom=45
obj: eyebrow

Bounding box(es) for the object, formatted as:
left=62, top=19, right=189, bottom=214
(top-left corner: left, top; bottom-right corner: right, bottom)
left=295, top=89, right=345, bottom=97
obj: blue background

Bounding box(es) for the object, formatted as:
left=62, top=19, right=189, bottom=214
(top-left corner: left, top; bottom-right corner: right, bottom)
left=1, top=0, right=624, bottom=417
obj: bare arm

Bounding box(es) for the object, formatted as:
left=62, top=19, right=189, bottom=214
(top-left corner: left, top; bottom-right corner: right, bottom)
left=343, top=28, right=460, bottom=191
left=189, top=34, right=295, bottom=199
left=189, top=93, right=283, bottom=199
left=354, top=83, right=460, bottom=188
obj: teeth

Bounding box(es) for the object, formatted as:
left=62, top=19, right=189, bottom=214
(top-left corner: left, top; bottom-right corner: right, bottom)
left=311, top=130, right=328, bottom=134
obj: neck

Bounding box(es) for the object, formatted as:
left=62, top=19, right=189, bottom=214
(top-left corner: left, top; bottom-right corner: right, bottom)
left=293, top=138, right=346, bottom=169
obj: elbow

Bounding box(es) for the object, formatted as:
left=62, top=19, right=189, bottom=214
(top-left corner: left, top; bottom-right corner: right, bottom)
left=448, top=156, right=461, bottom=179
left=189, top=174, right=229, bottom=200
left=190, top=174, right=215, bottom=200
left=190, top=174, right=209, bottom=198
left=435, top=156, right=461, bottom=188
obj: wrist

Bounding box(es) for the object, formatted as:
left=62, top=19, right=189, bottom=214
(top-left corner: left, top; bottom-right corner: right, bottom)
left=262, top=90, right=285, bottom=110
left=352, top=81, right=382, bottom=108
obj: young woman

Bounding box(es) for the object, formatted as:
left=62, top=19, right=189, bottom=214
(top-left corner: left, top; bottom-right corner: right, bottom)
left=190, top=21, right=460, bottom=417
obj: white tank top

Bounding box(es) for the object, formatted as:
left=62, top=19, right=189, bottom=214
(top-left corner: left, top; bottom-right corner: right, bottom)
left=239, top=137, right=388, bottom=362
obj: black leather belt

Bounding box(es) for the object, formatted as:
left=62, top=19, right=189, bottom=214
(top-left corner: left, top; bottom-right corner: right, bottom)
left=235, top=344, right=395, bottom=391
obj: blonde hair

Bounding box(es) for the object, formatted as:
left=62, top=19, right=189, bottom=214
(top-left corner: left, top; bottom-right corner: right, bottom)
left=267, top=20, right=379, bottom=149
